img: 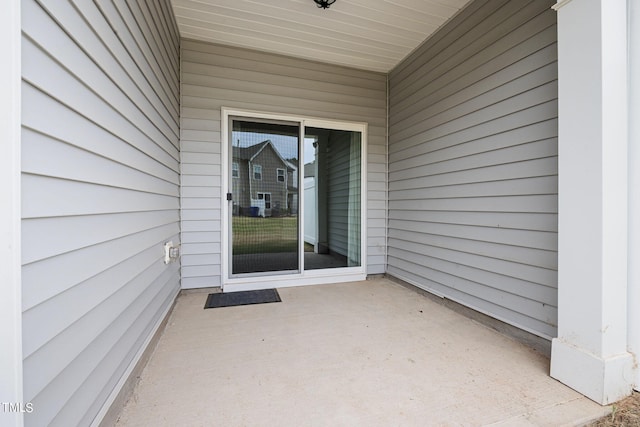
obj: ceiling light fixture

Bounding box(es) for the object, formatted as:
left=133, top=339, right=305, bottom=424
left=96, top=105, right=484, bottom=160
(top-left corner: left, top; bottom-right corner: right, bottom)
left=313, top=0, right=336, bottom=9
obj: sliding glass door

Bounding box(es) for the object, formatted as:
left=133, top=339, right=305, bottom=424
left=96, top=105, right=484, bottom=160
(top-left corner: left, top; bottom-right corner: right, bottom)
left=225, top=111, right=365, bottom=288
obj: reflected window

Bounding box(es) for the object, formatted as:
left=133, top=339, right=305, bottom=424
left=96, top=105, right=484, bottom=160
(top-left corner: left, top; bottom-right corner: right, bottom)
left=253, top=164, right=262, bottom=180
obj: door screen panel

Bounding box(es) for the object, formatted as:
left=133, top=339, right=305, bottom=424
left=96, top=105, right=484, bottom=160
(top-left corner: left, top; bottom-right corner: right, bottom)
left=230, top=119, right=300, bottom=275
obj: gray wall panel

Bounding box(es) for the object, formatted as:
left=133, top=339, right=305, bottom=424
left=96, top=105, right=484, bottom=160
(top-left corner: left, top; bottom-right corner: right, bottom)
left=21, top=0, right=180, bottom=425
left=181, top=40, right=388, bottom=285
left=327, top=131, right=351, bottom=257
left=388, top=0, right=558, bottom=339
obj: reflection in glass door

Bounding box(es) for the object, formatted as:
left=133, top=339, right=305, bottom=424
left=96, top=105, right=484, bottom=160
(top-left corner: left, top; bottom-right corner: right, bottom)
left=230, top=119, right=300, bottom=275
left=303, top=128, right=361, bottom=270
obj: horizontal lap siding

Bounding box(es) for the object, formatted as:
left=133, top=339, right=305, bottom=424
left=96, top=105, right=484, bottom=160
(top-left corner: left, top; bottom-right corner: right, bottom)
left=180, top=40, right=387, bottom=287
left=388, top=0, right=558, bottom=339
left=327, top=132, right=351, bottom=257
left=21, top=1, right=180, bottom=426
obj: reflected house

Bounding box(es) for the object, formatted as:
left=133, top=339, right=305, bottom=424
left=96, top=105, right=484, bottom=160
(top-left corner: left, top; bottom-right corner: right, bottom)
left=232, top=140, right=297, bottom=217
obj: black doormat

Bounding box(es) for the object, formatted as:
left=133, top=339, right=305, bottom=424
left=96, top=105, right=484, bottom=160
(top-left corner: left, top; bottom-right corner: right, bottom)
left=204, top=288, right=281, bottom=309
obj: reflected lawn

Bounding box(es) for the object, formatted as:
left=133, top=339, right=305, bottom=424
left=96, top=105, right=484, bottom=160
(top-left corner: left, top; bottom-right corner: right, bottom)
left=232, top=216, right=298, bottom=255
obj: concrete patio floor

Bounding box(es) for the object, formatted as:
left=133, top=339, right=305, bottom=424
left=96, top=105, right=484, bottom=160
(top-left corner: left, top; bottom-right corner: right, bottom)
left=114, top=278, right=609, bottom=426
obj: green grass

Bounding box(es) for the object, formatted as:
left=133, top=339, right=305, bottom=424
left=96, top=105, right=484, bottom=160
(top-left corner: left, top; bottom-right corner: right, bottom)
left=232, top=216, right=298, bottom=255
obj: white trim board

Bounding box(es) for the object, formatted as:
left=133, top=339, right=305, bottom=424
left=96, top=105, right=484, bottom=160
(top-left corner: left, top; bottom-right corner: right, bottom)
left=0, top=0, right=23, bottom=425
left=628, top=0, right=640, bottom=392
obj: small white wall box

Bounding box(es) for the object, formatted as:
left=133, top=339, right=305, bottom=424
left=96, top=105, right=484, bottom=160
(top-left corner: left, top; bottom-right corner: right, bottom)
left=163, top=241, right=180, bottom=264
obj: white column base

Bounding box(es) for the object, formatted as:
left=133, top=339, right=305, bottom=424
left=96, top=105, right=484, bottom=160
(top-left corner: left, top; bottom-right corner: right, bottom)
left=551, top=338, right=634, bottom=404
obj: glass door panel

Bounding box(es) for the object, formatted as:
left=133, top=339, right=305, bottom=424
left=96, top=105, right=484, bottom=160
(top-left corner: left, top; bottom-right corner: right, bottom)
left=303, top=127, right=361, bottom=270
left=230, top=119, right=300, bottom=275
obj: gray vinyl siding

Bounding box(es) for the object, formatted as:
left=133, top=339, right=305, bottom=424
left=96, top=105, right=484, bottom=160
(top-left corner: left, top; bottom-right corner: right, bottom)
left=21, top=1, right=180, bottom=426
left=327, top=131, right=351, bottom=257
left=387, top=0, right=558, bottom=339
left=180, top=40, right=387, bottom=288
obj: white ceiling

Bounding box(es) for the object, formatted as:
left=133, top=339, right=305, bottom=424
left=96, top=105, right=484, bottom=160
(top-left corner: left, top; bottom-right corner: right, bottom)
left=170, top=0, right=471, bottom=73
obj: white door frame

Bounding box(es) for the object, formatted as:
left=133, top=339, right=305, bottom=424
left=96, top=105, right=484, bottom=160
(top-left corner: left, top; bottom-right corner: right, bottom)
left=221, top=108, right=367, bottom=292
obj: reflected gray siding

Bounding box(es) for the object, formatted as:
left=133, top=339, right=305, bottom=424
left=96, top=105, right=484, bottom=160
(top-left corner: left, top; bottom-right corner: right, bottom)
left=21, top=1, right=180, bottom=426
left=180, top=40, right=387, bottom=288
left=388, top=0, right=558, bottom=338
left=327, top=131, right=351, bottom=257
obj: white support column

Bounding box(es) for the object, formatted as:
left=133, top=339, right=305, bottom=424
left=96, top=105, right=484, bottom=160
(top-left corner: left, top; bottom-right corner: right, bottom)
left=628, top=0, right=640, bottom=393
left=0, top=0, right=23, bottom=425
left=551, top=0, right=634, bottom=404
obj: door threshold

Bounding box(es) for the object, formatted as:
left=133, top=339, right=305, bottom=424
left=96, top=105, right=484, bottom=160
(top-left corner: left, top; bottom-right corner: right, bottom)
left=223, top=271, right=366, bottom=292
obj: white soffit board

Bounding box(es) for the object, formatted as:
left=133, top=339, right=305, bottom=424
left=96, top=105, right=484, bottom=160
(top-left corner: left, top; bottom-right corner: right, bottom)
left=170, top=0, right=471, bottom=73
